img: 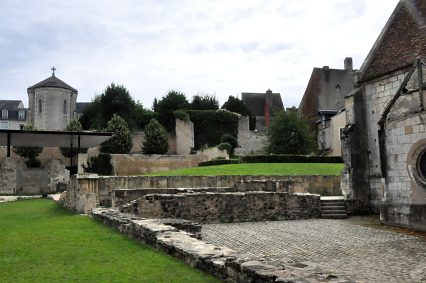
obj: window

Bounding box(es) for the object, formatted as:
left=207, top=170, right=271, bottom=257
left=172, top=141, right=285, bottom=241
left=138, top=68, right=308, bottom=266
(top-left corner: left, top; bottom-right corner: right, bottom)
left=0, top=121, right=9, bottom=129
left=63, top=100, right=67, bottom=115
left=38, top=99, right=42, bottom=114
left=417, top=150, right=426, bottom=182
left=2, top=109, right=8, bottom=119
left=18, top=110, right=25, bottom=120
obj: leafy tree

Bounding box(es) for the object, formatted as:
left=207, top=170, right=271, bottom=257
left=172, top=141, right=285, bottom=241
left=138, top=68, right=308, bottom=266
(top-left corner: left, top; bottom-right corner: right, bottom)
left=142, top=118, right=169, bottom=154
left=60, top=120, right=87, bottom=165
left=267, top=110, right=315, bottom=154
left=82, top=153, right=113, bottom=175
left=222, top=95, right=256, bottom=130
left=190, top=94, right=219, bottom=110
left=220, top=134, right=238, bottom=156
left=155, top=90, right=189, bottom=132
left=12, top=125, right=43, bottom=167
left=80, top=83, right=152, bottom=131
left=100, top=114, right=133, bottom=154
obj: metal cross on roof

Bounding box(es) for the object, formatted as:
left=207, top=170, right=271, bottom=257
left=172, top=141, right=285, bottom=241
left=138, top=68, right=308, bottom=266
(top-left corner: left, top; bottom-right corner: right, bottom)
left=51, top=67, right=56, bottom=76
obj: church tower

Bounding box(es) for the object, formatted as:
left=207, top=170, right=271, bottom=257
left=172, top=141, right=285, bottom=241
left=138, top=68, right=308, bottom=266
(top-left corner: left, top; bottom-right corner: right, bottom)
left=27, top=68, right=78, bottom=130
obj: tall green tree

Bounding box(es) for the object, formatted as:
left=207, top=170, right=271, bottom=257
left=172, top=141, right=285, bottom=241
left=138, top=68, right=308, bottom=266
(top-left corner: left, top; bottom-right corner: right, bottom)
left=190, top=94, right=219, bottom=110
left=267, top=110, right=315, bottom=154
left=80, top=83, right=152, bottom=131
left=142, top=119, right=169, bottom=154
left=100, top=114, right=133, bottom=154
left=155, top=90, right=189, bottom=132
left=12, top=125, right=43, bottom=167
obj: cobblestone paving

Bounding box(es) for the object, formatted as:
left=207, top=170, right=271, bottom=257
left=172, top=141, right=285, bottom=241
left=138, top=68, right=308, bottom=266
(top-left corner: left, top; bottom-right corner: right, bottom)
left=202, top=217, right=426, bottom=282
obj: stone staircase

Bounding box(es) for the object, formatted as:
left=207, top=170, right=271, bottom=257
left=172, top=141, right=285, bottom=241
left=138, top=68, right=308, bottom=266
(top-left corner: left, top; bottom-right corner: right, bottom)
left=320, top=196, right=347, bottom=219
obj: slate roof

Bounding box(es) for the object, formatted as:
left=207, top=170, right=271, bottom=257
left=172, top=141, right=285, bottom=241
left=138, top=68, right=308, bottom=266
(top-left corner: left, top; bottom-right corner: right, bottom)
left=241, top=92, right=283, bottom=116
left=28, top=75, right=77, bottom=92
left=359, top=0, right=426, bottom=82
left=0, top=100, right=23, bottom=110
left=0, top=100, right=26, bottom=121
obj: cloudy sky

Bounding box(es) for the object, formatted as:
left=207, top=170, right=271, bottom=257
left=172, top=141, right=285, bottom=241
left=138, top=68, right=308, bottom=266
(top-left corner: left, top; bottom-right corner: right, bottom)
left=0, top=0, right=399, bottom=109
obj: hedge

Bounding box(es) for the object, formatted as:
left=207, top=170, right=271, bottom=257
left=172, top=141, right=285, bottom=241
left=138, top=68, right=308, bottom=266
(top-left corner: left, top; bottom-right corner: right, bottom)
left=188, top=110, right=239, bottom=150
left=198, top=158, right=241, bottom=167
left=241, top=154, right=343, bottom=163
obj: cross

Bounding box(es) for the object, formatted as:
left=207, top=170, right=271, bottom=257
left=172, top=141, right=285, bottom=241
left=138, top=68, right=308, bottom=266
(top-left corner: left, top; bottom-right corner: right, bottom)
left=51, top=67, right=56, bottom=76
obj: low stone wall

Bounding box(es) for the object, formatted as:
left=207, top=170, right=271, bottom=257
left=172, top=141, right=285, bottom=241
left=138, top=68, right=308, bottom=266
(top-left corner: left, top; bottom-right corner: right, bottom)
left=121, top=192, right=320, bottom=223
left=92, top=208, right=346, bottom=282
left=66, top=174, right=341, bottom=213
left=109, top=154, right=209, bottom=176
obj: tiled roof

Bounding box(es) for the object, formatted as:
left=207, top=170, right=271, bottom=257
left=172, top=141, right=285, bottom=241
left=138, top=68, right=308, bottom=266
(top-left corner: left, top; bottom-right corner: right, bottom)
left=0, top=100, right=23, bottom=110
left=28, top=75, right=77, bottom=92
left=359, top=0, right=426, bottom=82
left=242, top=92, right=284, bottom=116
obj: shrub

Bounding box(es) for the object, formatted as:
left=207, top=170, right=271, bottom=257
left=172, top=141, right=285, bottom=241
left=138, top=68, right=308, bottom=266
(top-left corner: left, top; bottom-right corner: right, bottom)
left=241, top=154, right=343, bottom=163
left=142, top=118, right=169, bottom=154
left=100, top=114, right=133, bottom=154
left=12, top=125, right=43, bottom=167
left=82, top=153, right=114, bottom=176
left=173, top=109, right=190, bottom=121
left=188, top=110, right=239, bottom=149
left=220, top=134, right=238, bottom=156
left=217, top=142, right=232, bottom=155
left=198, top=158, right=241, bottom=167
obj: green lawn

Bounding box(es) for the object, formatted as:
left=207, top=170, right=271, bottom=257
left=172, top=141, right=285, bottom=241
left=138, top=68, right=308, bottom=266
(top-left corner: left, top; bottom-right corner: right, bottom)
left=146, top=163, right=344, bottom=176
left=0, top=199, right=219, bottom=283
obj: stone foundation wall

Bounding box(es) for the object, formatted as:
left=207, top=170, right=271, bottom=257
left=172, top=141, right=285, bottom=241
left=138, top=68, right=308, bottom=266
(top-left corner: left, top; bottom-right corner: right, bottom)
left=122, top=192, right=320, bottom=223
left=65, top=174, right=341, bottom=213
left=235, top=116, right=268, bottom=155
left=92, top=208, right=347, bottom=282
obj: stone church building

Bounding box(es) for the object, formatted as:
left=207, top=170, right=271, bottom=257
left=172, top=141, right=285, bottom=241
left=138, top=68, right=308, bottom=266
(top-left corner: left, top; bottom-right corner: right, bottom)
left=27, top=68, right=79, bottom=130
left=342, top=0, right=426, bottom=231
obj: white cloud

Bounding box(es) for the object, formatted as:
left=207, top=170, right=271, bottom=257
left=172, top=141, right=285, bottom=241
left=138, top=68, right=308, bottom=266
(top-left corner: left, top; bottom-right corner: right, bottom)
left=0, top=0, right=399, bottom=108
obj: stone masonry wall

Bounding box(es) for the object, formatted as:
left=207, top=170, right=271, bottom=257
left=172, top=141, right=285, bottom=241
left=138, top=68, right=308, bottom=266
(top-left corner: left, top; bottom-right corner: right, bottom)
left=235, top=116, right=267, bottom=155
left=65, top=174, right=341, bottom=213
left=122, top=192, right=320, bottom=223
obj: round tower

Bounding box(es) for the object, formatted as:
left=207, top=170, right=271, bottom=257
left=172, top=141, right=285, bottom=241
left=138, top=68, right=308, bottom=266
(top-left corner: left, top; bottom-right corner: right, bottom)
left=27, top=68, right=78, bottom=130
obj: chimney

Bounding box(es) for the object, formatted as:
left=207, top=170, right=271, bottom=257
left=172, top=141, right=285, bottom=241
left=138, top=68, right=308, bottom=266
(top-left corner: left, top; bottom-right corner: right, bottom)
left=344, top=57, right=353, bottom=71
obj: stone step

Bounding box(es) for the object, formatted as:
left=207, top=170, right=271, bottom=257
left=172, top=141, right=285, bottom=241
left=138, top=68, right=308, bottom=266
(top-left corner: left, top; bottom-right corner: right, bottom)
left=321, top=206, right=346, bottom=210
left=321, top=214, right=347, bottom=219
left=321, top=209, right=347, bottom=215
left=321, top=204, right=345, bottom=208
left=321, top=199, right=346, bottom=204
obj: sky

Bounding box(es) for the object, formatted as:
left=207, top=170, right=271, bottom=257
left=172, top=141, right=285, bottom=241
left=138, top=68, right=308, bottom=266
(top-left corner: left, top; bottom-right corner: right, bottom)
left=0, top=0, right=400, bottom=109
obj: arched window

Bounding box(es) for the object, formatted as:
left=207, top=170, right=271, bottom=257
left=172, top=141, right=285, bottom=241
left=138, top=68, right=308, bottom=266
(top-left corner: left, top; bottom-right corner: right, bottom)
left=63, top=100, right=67, bottom=115
left=38, top=99, right=42, bottom=114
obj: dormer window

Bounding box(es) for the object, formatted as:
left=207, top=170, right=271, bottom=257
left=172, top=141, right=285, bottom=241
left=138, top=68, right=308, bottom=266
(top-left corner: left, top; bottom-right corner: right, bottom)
left=18, top=110, right=25, bottom=120
left=2, top=110, right=8, bottom=119
left=63, top=100, right=67, bottom=115
left=38, top=99, right=43, bottom=114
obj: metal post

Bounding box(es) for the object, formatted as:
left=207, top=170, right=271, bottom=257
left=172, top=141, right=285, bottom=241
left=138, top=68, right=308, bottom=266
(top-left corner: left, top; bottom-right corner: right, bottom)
left=70, top=134, right=74, bottom=167
left=7, top=132, right=11, bottom=157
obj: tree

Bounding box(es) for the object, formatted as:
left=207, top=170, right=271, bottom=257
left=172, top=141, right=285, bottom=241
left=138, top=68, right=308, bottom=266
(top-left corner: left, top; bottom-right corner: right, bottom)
left=60, top=120, right=87, bottom=165
left=222, top=95, right=256, bottom=130
left=190, top=94, right=219, bottom=110
left=12, top=125, right=43, bottom=167
left=267, top=110, right=315, bottom=155
left=142, top=118, right=169, bottom=154
left=220, top=134, right=238, bottom=156
left=155, top=90, right=189, bottom=132
left=79, top=83, right=152, bottom=131
left=100, top=114, right=133, bottom=154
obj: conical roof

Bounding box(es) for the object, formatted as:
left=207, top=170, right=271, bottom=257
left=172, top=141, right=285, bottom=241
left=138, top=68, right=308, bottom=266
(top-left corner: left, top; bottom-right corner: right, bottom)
left=28, top=74, right=77, bottom=92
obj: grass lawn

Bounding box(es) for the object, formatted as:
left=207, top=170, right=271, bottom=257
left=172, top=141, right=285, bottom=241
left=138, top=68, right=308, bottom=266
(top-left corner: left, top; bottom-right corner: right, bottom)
left=0, top=199, right=219, bottom=283
left=146, top=163, right=344, bottom=176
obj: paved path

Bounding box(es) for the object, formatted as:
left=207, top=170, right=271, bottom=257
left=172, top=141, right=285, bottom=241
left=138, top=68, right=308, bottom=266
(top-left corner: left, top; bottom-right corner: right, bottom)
left=202, top=217, right=426, bottom=282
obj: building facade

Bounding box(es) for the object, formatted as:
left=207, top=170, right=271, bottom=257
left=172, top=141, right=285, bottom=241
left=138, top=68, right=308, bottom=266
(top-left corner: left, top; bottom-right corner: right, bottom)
left=0, top=100, right=27, bottom=130
left=342, top=0, right=426, bottom=231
